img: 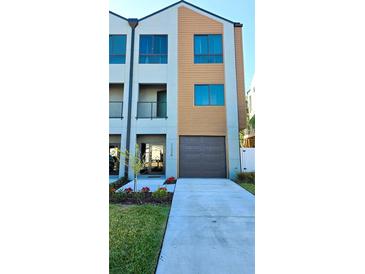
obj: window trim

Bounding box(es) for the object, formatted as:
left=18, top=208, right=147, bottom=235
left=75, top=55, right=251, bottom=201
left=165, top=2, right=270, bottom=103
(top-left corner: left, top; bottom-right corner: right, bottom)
left=194, top=84, right=225, bottom=106
left=139, top=34, right=168, bottom=64
left=194, top=34, right=224, bottom=64
left=109, top=34, right=126, bottom=64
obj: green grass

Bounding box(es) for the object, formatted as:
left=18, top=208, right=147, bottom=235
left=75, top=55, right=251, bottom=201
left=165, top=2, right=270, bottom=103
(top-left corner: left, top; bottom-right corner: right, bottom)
left=238, top=182, right=255, bottom=195
left=234, top=172, right=255, bottom=195
left=109, top=204, right=170, bottom=274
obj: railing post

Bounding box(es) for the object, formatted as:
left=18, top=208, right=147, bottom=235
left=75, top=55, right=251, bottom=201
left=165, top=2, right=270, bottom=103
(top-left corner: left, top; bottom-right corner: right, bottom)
left=121, top=102, right=123, bottom=119
left=136, top=102, right=139, bottom=119
left=150, top=102, right=153, bottom=119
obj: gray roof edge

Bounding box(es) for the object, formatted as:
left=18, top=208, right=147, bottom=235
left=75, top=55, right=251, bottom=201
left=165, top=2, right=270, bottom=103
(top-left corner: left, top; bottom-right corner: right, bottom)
left=109, top=11, right=128, bottom=21
left=139, top=0, right=241, bottom=25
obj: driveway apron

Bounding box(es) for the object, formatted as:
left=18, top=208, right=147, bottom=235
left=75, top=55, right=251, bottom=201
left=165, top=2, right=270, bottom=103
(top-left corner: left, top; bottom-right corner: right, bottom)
left=156, top=178, right=255, bottom=274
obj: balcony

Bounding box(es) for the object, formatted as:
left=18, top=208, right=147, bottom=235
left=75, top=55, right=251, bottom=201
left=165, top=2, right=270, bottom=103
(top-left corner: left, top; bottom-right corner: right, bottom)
left=137, top=102, right=167, bottom=119
left=137, top=84, right=167, bottom=119
left=109, top=101, right=123, bottom=118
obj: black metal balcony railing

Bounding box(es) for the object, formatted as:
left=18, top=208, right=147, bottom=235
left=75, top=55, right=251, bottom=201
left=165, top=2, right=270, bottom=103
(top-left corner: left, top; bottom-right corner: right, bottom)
left=109, top=101, right=123, bottom=118
left=137, top=102, right=167, bottom=119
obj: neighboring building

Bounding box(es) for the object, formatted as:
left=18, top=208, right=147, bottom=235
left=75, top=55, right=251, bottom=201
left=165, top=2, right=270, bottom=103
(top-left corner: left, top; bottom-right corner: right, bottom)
left=109, top=0, right=247, bottom=180
left=244, top=75, right=255, bottom=147
left=246, top=75, right=255, bottom=120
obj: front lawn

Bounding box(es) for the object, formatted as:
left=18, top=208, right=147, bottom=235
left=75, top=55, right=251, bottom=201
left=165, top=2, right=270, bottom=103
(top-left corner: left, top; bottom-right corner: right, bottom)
left=109, top=204, right=170, bottom=274
left=238, top=182, right=255, bottom=195
left=234, top=172, right=255, bottom=195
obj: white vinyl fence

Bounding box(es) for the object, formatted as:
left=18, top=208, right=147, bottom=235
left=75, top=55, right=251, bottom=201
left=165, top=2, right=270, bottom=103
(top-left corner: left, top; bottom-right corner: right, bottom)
left=240, top=148, right=255, bottom=172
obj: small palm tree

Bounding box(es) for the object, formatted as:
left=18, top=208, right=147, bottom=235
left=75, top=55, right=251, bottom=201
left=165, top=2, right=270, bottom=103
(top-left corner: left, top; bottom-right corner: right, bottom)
left=118, top=144, right=145, bottom=192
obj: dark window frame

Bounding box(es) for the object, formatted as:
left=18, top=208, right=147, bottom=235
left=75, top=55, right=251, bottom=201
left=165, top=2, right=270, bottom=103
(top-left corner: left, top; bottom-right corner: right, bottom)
left=139, top=34, right=168, bottom=64
left=194, top=84, right=225, bottom=106
left=109, top=34, right=126, bottom=64
left=194, top=34, right=223, bottom=64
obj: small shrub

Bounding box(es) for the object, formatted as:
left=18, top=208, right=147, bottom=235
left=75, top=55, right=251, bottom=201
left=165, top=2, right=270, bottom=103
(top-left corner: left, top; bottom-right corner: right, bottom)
left=141, top=187, right=150, bottom=193
left=110, top=192, right=127, bottom=203
left=235, top=172, right=255, bottom=184
left=152, top=187, right=168, bottom=201
left=124, top=187, right=133, bottom=194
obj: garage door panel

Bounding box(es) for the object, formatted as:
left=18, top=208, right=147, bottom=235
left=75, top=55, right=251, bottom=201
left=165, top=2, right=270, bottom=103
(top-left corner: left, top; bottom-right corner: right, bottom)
left=179, top=136, right=226, bottom=178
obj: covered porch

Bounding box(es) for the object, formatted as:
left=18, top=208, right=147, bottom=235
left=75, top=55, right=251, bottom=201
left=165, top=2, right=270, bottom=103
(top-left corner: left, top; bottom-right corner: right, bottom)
left=137, top=134, right=166, bottom=177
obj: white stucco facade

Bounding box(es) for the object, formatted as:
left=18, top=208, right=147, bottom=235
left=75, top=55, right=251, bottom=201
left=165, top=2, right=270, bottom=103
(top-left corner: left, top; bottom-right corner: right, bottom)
left=109, top=2, right=244, bottom=180
left=109, top=13, right=130, bottom=174
left=223, top=22, right=241, bottom=178
left=128, top=6, right=178, bottom=180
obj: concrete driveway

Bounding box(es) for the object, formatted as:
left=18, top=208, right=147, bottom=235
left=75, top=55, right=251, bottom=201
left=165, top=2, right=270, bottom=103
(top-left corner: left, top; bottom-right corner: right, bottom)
left=156, top=178, right=255, bottom=274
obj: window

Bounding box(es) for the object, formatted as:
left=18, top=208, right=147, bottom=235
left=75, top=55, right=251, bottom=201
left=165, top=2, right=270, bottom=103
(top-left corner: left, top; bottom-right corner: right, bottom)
left=139, top=35, right=168, bottom=64
left=109, top=35, right=126, bottom=64
left=194, top=84, right=224, bottom=106
left=194, top=34, right=223, bottom=63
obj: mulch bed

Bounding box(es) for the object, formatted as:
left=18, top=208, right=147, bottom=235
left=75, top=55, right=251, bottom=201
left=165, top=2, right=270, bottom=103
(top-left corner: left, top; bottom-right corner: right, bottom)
left=110, top=192, right=174, bottom=205
left=109, top=178, right=128, bottom=190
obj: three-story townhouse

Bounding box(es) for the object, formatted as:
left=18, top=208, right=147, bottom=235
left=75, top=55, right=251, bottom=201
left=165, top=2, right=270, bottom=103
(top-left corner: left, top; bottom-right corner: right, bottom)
left=109, top=0, right=246, bottom=180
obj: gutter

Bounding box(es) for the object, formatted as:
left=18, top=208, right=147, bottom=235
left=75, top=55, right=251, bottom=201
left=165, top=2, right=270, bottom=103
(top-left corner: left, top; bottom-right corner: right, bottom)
left=124, top=18, right=138, bottom=179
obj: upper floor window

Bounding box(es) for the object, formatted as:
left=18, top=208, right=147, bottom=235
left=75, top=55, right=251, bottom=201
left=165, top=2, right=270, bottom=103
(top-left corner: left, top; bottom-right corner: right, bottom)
left=109, top=35, right=126, bottom=64
left=194, top=84, right=224, bottom=106
left=139, top=35, right=168, bottom=64
left=194, top=34, right=223, bottom=64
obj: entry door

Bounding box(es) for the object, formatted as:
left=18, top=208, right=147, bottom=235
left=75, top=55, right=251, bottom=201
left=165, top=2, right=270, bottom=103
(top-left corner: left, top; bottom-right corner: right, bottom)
left=157, top=90, right=167, bottom=118
left=140, top=143, right=164, bottom=175
left=179, top=136, right=226, bottom=178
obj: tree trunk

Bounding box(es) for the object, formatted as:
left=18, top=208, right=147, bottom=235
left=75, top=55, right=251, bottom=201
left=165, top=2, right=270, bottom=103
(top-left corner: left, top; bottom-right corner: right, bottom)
left=133, top=177, right=137, bottom=192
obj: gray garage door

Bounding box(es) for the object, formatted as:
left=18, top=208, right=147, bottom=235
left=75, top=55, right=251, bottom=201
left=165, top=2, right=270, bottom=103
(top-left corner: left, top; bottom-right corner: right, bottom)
left=179, top=136, right=226, bottom=178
